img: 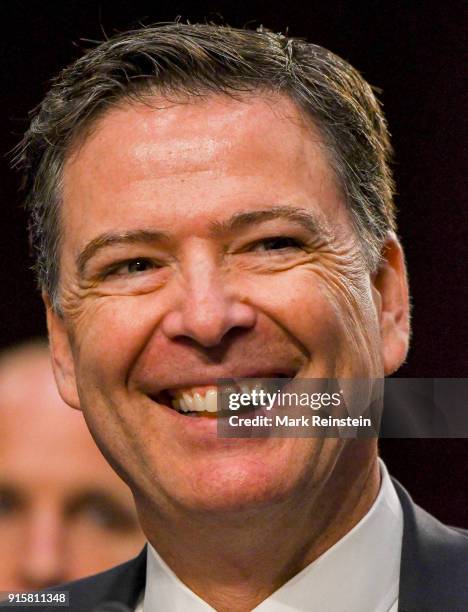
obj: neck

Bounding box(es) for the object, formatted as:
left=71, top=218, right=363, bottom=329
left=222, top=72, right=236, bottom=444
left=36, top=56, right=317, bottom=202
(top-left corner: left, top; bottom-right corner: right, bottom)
left=137, top=442, right=380, bottom=612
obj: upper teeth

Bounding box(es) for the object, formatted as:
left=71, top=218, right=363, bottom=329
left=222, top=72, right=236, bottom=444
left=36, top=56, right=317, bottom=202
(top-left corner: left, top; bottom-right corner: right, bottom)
left=170, top=381, right=265, bottom=413
left=171, top=388, right=218, bottom=413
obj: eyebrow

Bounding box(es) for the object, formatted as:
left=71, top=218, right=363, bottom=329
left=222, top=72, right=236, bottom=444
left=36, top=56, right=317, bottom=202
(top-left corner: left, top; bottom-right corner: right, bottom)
left=209, top=206, right=329, bottom=237
left=76, top=206, right=328, bottom=276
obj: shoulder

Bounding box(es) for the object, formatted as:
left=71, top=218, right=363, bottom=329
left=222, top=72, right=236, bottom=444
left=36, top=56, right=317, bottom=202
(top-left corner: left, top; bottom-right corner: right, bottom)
left=34, top=547, right=146, bottom=612
left=393, top=479, right=468, bottom=611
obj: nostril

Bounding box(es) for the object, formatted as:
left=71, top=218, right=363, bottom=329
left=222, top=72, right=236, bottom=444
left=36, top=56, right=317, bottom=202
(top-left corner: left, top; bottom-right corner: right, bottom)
left=160, top=293, right=257, bottom=348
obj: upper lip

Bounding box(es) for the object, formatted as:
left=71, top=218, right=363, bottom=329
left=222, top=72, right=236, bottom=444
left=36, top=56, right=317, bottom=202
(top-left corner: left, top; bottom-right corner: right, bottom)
left=143, top=368, right=298, bottom=398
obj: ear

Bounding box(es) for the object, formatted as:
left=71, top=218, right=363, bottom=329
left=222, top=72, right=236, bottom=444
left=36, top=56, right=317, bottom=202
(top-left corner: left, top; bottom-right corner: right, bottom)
left=43, top=293, right=81, bottom=410
left=372, top=234, right=410, bottom=375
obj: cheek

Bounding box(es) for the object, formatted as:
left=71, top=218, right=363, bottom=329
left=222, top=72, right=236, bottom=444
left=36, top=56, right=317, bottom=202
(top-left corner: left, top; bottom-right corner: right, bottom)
left=245, top=267, right=381, bottom=374
left=68, top=296, right=167, bottom=471
left=0, top=525, right=19, bottom=582
left=71, top=294, right=165, bottom=392
left=316, top=270, right=382, bottom=373
left=69, top=530, right=143, bottom=575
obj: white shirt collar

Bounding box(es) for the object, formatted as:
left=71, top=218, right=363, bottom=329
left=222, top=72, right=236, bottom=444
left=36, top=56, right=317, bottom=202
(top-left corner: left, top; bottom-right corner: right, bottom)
left=137, top=459, right=402, bottom=612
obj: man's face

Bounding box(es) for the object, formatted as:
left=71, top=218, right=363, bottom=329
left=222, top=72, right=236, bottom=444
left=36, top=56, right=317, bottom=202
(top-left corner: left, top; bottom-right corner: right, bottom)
left=49, top=94, right=408, bottom=515
left=0, top=350, right=144, bottom=591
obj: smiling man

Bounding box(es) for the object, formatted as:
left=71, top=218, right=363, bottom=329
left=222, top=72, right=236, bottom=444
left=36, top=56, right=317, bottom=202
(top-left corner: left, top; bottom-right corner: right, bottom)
left=15, top=23, right=467, bottom=612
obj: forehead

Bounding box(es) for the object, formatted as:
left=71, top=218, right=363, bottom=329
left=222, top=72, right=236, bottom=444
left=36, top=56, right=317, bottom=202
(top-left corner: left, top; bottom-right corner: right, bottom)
left=62, top=93, right=347, bottom=246
left=68, top=93, right=326, bottom=173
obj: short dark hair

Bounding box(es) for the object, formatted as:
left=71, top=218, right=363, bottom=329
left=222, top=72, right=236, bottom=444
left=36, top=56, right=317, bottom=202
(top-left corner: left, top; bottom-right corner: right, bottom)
left=15, top=22, right=395, bottom=309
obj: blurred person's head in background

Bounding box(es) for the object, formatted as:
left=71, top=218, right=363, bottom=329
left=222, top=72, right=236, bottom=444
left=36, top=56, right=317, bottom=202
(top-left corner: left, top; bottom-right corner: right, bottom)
left=0, top=340, right=145, bottom=591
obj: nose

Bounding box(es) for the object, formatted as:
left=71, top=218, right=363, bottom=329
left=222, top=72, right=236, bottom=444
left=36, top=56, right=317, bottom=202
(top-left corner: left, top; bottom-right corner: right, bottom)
left=19, top=509, right=65, bottom=590
left=161, top=259, right=257, bottom=347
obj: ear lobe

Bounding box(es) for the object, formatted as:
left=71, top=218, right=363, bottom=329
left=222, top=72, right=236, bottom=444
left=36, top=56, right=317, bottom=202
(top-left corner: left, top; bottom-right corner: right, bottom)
left=372, top=235, right=410, bottom=376
left=43, top=292, right=81, bottom=410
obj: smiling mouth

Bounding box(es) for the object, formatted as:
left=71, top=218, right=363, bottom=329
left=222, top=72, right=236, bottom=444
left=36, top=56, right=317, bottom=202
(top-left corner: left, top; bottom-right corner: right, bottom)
left=150, top=374, right=293, bottom=417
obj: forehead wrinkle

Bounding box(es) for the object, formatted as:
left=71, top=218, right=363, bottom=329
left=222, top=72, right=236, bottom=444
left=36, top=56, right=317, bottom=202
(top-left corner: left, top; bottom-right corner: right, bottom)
left=76, top=229, right=169, bottom=276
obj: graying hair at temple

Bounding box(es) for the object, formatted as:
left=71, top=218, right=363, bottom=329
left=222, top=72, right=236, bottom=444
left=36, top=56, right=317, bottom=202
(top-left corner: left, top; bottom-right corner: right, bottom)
left=14, top=22, right=396, bottom=311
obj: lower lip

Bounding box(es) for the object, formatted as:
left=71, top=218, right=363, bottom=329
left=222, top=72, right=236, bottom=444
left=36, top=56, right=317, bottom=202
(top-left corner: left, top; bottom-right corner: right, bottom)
left=149, top=397, right=231, bottom=437
left=147, top=397, right=273, bottom=446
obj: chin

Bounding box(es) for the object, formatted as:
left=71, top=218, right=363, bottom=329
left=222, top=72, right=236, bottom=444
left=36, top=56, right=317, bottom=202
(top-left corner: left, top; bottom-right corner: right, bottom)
left=151, top=439, right=319, bottom=515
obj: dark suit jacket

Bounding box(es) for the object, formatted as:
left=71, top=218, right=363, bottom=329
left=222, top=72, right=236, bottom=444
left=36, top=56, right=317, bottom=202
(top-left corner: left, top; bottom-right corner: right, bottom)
left=33, top=479, right=468, bottom=612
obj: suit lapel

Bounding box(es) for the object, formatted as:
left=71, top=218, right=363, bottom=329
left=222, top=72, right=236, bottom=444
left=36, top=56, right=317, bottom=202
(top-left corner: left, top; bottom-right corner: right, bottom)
left=394, top=478, right=468, bottom=612
left=98, top=546, right=147, bottom=610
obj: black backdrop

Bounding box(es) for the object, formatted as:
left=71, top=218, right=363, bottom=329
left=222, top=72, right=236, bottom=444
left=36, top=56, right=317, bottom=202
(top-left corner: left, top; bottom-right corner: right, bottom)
left=0, top=0, right=466, bottom=526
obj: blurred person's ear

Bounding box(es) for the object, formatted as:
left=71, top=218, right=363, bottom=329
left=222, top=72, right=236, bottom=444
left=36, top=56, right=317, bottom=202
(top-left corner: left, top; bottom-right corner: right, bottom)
left=43, top=292, right=81, bottom=410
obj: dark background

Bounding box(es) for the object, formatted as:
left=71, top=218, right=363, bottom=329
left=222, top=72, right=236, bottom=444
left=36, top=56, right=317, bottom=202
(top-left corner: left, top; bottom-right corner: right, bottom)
left=0, top=1, right=466, bottom=525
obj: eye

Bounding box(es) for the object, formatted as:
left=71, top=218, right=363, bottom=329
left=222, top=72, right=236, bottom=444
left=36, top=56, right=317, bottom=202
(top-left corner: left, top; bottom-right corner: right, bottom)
left=126, top=258, right=154, bottom=273
left=106, top=258, right=158, bottom=277
left=251, top=236, right=305, bottom=252
left=0, top=488, right=22, bottom=518
left=71, top=496, right=139, bottom=532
